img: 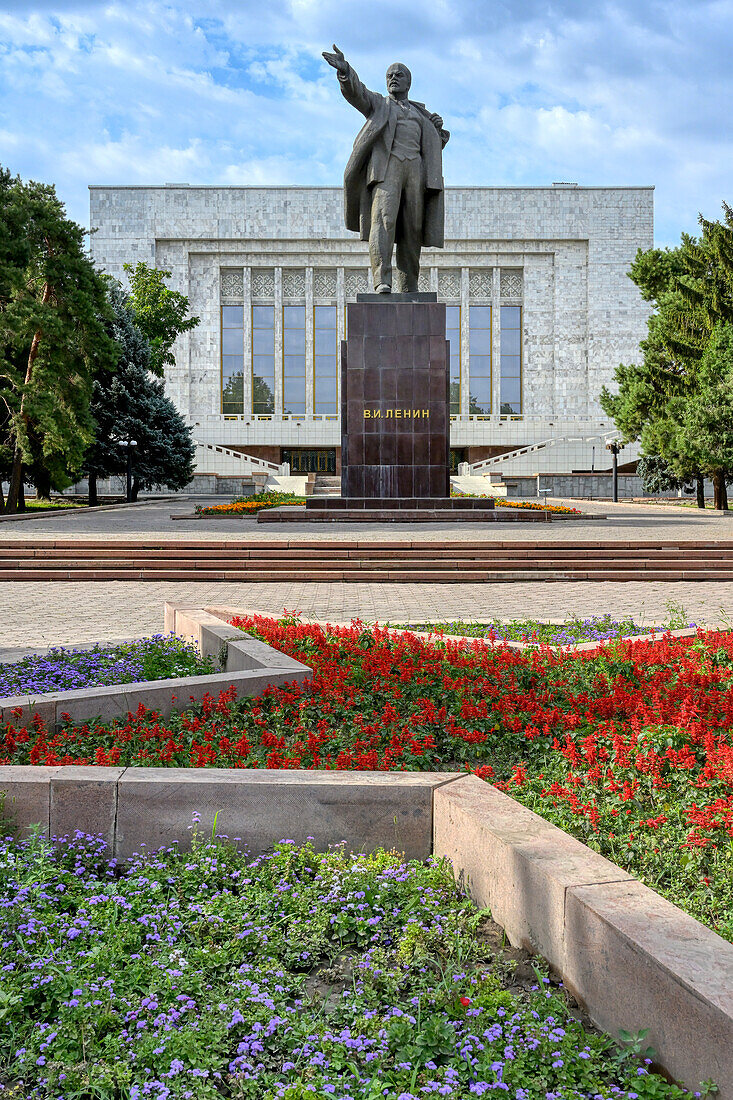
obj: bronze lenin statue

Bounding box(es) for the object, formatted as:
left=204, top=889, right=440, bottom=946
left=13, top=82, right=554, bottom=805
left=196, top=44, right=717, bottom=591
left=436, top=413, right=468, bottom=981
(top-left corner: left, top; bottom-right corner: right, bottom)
left=323, top=45, right=450, bottom=294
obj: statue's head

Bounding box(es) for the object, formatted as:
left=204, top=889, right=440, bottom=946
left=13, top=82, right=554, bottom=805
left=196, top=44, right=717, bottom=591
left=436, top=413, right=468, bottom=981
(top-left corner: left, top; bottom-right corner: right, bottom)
left=386, top=62, right=412, bottom=96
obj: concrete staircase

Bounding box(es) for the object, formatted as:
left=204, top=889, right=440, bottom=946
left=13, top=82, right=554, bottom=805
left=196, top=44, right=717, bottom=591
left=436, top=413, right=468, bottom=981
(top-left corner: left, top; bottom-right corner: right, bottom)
left=2, top=540, right=733, bottom=581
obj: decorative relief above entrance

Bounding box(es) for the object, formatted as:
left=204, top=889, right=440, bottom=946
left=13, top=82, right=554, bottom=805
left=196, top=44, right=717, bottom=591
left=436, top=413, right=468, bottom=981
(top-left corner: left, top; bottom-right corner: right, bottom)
left=344, top=269, right=369, bottom=296
left=282, top=268, right=306, bottom=298
left=313, top=269, right=337, bottom=298
left=220, top=269, right=244, bottom=298
left=500, top=269, right=523, bottom=298
left=251, top=269, right=275, bottom=298
left=438, top=269, right=461, bottom=298
left=469, top=269, right=492, bottom=298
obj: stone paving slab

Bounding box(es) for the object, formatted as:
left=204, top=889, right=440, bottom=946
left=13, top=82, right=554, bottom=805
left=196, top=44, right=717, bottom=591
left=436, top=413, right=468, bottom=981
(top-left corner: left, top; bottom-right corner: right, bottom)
left=2, top=496, right=733, bottom=542
left=2, top=578, right=731, bottom=650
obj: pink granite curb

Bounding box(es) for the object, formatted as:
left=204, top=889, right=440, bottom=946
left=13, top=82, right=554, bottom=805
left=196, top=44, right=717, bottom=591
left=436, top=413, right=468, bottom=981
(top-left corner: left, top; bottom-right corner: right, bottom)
left=0, top=765, right=463, bottom=863
left=433, top=775, right=733, bottom=1096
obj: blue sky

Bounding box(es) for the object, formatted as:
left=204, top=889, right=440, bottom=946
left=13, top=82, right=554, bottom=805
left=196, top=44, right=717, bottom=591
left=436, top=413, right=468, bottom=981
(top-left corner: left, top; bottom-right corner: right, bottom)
left=1, top=0, right=731, bottom=245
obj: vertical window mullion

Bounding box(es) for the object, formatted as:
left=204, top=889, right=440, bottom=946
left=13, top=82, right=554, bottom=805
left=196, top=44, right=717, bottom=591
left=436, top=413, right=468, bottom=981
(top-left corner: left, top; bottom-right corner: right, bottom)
left=468, top=304, right=492, bottom=416
left=283, top=305, right=306, bottom=415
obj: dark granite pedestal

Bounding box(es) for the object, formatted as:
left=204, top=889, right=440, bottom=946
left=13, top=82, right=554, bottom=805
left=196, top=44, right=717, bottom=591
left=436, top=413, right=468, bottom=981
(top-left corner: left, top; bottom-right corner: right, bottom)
left=337, top=294, right=451, bottom=500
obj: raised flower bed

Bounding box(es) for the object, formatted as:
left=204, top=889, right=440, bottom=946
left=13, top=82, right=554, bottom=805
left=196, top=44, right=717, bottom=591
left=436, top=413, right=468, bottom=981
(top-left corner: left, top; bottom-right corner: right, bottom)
left=3, top=607, right=733, bottom=1094
left=3, top=613, right=728, bottom=941
left=0, top=831, right=701, bottom=1100
left=0, top=620, right=310, bottom=729
left=392, top=614, right=677, bottom=647
left=195, top=491, right=306, bottom=516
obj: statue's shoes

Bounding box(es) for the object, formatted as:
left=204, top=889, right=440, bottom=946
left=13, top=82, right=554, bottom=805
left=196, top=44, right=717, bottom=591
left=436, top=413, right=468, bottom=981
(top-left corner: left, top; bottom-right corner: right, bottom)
left=375, top=284, right=391, bottom=293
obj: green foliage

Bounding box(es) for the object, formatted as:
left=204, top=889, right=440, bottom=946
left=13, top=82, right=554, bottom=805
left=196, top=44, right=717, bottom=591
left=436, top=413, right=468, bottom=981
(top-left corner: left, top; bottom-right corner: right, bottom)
left=601, top=201, right=733, bottom=508
left=671, top=324, right=733, bottom=484
left=0, top=167, right=118, bottom=512
left=636, top=454, right=693, bottom=495
left=123, top=261, right=199, bottom=377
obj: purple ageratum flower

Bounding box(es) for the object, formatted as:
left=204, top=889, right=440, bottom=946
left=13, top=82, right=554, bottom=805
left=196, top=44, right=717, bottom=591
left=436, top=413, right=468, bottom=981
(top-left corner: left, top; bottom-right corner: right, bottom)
left=0, top=633, right=210, bottom=696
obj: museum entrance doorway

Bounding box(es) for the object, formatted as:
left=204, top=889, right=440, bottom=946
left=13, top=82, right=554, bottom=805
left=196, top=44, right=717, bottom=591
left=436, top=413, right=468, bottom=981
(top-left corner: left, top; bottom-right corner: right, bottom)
left=282, top=448, right=337, bottom=474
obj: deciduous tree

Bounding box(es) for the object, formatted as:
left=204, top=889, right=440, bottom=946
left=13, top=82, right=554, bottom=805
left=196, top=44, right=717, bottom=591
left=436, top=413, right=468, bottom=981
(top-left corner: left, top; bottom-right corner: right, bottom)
left=122, top=261, right=199, bottom=377
left=0, top=171, right=117, bottom=513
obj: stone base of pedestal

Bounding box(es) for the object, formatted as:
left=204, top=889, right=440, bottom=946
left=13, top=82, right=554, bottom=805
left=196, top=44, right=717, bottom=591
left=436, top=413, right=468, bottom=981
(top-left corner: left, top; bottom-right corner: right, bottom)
left=306, top=497, right=495, bottom=511
left=257, top=506, right=555, bottom=524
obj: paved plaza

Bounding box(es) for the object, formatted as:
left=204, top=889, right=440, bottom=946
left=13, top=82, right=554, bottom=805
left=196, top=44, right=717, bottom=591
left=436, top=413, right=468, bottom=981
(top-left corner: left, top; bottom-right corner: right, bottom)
left=2, top=495, right=733, bottom=542
left=1, top=497, right=733, bottom=649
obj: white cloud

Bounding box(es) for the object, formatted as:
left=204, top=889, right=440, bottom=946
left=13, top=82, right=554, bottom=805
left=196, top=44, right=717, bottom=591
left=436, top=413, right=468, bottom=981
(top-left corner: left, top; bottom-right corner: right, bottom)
left=0, top=0, right=730, bottom=243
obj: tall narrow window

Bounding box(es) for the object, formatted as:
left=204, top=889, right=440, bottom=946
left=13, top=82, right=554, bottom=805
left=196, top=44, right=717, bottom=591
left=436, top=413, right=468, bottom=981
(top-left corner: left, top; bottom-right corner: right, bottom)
left=468, top=305, right=491, bottom=415
left=283, top=305, right=306, bottom=415
left=446, top=305, right=461, bottom=416
left=314, top=305, right=338, bottom=414
left=221, top=305, right=244, bottom=414
left=500, top=306, right=522, bottom=414
left=252, top=305, right=275, bottom=414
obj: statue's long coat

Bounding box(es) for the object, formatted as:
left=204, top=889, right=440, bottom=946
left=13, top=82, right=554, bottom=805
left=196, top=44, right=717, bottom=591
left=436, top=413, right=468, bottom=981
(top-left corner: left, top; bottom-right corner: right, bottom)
left=337, top=66, right=449, bottom=248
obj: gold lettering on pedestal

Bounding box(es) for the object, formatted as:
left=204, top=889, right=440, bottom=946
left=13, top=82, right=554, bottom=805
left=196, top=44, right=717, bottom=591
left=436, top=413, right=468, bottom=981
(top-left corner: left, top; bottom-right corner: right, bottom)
left=362, top=408, right=430, bottom=419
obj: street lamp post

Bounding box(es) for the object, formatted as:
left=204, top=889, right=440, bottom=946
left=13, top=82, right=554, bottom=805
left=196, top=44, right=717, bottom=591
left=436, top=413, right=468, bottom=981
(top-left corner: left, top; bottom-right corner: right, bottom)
left=118, top=440, right=138, bottom=502
left=606, top=440, right=622, bottom=503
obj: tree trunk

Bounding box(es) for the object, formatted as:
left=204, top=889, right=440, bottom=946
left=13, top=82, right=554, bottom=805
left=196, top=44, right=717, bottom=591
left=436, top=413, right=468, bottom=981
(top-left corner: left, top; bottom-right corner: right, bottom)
left=6, top=449, right=25, bottom=514
left=696, top=475, right=706, bottom=509
left=713, top=472, right=729, bottom=511
left=4, top=280, right=51, bottom=514
left=88, top=469, right=98, bottom=507
left=34, top=466, right=51, bottom=502
left=130, top=477, right=140, bottom=502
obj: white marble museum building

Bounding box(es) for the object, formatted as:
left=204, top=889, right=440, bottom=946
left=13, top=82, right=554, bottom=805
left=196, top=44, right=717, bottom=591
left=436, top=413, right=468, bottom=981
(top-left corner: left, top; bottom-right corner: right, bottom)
left=89, top=183, right=653, bottom=480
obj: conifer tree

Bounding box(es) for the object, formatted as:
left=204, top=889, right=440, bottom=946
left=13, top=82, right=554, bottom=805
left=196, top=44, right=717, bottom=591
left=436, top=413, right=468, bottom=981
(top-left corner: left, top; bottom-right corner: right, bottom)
left=85, top=285, right=195, bottom=503
left=602, top=203, right=733, bottom=509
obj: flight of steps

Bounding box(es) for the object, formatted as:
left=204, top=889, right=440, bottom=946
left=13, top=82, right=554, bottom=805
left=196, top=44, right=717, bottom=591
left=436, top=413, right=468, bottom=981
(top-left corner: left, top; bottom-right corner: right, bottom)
left=2, top=540, right=733, bottom=581
left=310, top=475, right=342, bottom=498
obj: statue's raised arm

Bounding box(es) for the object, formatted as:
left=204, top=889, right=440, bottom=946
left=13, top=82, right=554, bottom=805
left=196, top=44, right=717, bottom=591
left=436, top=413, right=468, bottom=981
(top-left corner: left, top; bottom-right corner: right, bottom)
left=322, top=44, right=348, bottom=75
left=322, top=44, right=380, bottom=118
left=323, top=45, right=448, bottom=293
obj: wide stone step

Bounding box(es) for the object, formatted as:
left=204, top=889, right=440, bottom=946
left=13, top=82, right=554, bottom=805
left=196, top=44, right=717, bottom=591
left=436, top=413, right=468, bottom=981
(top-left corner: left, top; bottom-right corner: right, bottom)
left=2, top=566, right=733, bottom=582
left=1, top=539, right=731, bottom=551
left=4, top=544, right=733, bottom=562
left=0, top=553, right=730, bottom=569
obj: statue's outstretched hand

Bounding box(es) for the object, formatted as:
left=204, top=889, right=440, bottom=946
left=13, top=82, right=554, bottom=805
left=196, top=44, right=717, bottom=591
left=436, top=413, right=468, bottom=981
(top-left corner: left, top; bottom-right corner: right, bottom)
left=322, top=44, right=348, bottom=74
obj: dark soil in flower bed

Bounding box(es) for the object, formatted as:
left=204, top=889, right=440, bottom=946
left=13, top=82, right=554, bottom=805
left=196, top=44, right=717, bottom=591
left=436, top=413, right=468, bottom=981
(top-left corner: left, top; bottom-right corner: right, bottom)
left=0, top=635, right=215, bottom=697
left=2, top=615, right=732, bottom=942
left=0, top=831, right=702, bottom=1100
